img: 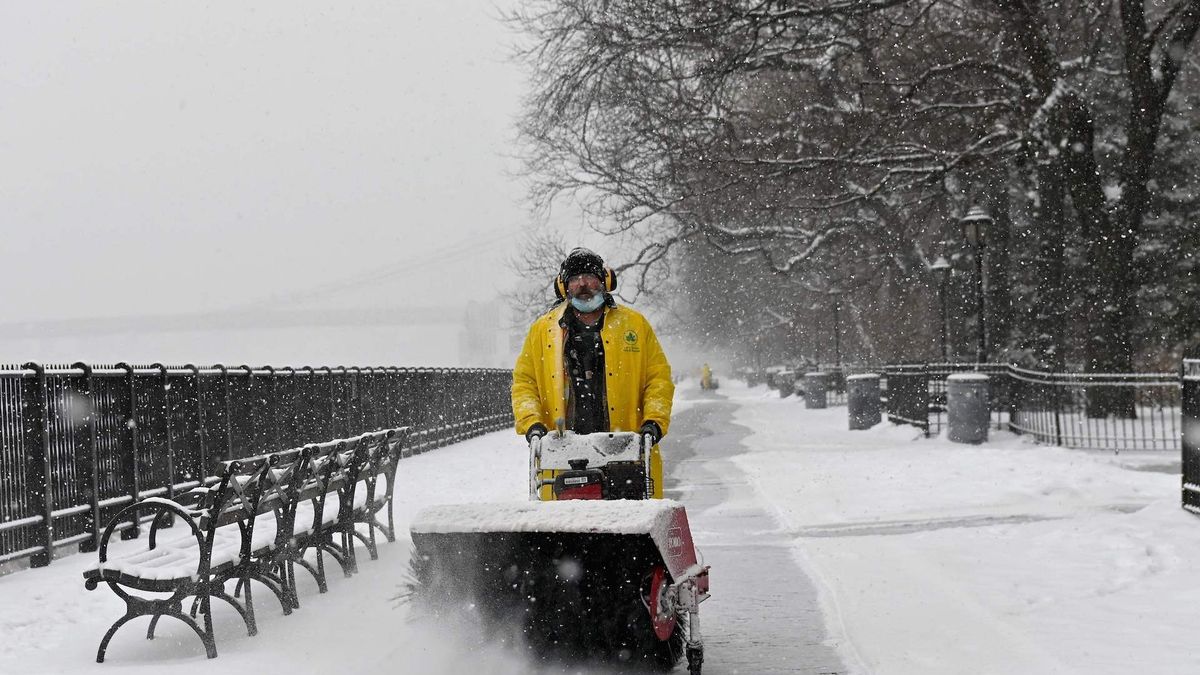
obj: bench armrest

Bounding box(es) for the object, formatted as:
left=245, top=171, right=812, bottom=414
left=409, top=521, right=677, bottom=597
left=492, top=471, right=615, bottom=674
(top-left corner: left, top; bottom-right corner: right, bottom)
left=97, top=497, right=205, bottom=567
left=145, top=492, right=207, bottom=545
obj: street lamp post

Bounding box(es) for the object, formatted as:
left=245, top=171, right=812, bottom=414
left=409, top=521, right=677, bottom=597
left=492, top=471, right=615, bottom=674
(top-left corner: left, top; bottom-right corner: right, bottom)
left=960, top=206, right=993, bottom=364
left=929, top=255, right=951, bottom=361
left=832, top=300, right=841, bottom=366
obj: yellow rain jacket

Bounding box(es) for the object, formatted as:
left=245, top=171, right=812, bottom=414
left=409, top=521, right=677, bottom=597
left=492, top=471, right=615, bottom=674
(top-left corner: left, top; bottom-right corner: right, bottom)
left=512, top=302, right=674, bottom=499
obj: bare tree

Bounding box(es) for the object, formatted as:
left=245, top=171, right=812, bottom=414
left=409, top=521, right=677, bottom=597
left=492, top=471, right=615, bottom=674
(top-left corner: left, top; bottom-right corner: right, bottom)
left=512, top=0, right=1200, bottom=390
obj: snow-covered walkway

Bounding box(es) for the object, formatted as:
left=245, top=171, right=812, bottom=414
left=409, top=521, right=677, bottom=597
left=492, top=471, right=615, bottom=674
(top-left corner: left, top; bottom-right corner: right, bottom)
left=664, top=389, right=845, bottom=674
left=1, top=378, right=1196, bottom=674
left=724, top=378, right=1195, bottom=674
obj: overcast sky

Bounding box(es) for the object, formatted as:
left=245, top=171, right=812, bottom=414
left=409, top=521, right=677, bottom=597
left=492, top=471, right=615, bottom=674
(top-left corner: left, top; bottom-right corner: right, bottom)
left=0, top=1, right=559, bottom=364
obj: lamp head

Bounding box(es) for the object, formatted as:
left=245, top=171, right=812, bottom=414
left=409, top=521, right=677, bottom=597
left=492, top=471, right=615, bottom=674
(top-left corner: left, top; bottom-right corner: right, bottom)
left=960, top=206, right=992, bottom=247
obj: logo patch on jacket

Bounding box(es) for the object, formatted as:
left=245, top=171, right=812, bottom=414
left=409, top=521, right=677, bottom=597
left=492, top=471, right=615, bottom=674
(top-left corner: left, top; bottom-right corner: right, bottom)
left=623, top=330, right=640, bottom=352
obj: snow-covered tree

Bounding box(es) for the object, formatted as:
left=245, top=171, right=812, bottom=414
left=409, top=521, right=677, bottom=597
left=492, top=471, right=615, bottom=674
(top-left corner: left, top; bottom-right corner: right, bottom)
left=512, top=0, right=1200, bottom=394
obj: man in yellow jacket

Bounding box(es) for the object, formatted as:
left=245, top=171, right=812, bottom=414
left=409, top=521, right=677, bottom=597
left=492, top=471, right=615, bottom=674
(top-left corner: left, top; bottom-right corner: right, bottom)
left=512, top=248, right=674, bottom=499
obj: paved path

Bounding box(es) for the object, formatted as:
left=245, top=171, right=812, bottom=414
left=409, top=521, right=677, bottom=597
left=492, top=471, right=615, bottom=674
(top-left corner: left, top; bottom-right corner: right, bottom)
left=662, top=387, right=847, bottom=675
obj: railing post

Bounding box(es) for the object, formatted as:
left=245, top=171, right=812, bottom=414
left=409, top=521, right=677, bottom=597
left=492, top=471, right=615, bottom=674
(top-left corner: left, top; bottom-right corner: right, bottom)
left=349, top=366, right=362, bottom=436
left=320, top=366, right=334, bottom=440
left=472, top=369, right=481, bottom=432
left=1004, top=365, right=1017, bottom=434
left=467, top=369, right=479, bottom=434
left=20, top=363, right=53, bottom=567
left=185, top=364, right=209, bottom=482
left=151, top=363, right=176, bottom=502
left=383, top=367, right=395, bottom=430
left=338, top=366, right=351, bottom=437
left=237, top=364, right=255, bottom=455
left=1053, top=370, right=1064, bottom=447
left=436, top=368, right=448, bottom=447
left=396, top=368, right=412, bottom=452
left=365, top=367, right=380, bottom=432
left=1182, top=359, right=1200, bottom=512
left=263, top=365, right=280, bottom=453
left=279, top=366, right=295, bottom=450
left=331, top=366, right=341, bottom=437
left=495, top=369, right=506, bottom=429
left=216, top=364, right=233, bottom=462
left=921, top=364, right=931, bottom=438
left=300, top=366, right=316, bottom=443
left=447, top=367, right=455, bottom=439
left=115, top=363, right=140, bottom=540
left=417, top=367, right=428, bottom=447
left=72, top=362, right=102, bottom=553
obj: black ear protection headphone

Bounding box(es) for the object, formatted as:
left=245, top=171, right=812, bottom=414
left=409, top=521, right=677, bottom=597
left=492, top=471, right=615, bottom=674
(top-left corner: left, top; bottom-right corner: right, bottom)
left=553, top=267, right=617, bottom=301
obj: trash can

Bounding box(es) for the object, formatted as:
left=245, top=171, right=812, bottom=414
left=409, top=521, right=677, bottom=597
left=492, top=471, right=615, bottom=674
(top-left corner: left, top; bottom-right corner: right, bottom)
left=804, top=372, right=828, bottom=409
left=947, top=373, right=990, bottom=443
left=774, top=369, right=795, bottom=398
left=847, top=373, right=881, bottom=430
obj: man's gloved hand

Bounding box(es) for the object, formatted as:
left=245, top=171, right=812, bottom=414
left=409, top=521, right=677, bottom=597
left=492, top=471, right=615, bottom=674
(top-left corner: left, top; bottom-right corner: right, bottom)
left=525, top=423, right=548, bottom=446
left=639, top=421, right=663, bottom=446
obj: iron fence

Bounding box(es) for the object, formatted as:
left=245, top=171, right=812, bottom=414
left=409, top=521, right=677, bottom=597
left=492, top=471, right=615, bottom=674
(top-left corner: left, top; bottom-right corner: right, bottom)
left=1007, top=366, right=1180, bottom=451
left=884, top=365, right=930, bottom=432
left=1182, top=359, right=1200, bottom=514
left=812, top=364, right=885, bottom=406
left=0, top=363, right=513, bottom=569
left=879, top=362, right=1179, bottom=451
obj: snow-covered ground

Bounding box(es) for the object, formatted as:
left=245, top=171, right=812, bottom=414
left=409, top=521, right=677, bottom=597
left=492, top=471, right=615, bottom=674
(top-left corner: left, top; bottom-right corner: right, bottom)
left=726, top=378, right=1195, bottom=675
left=0, top=433, right=536, bottom=675
left=0, top=378, right=1195, bottom=674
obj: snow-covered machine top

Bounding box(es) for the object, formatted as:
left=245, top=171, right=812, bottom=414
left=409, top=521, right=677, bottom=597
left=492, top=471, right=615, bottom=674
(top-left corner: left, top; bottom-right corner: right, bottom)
left=535, top=430, right=642, bottom=470
left=412, top=499, right=678, bottom=536
left=411, top=499, right=704, bottom=585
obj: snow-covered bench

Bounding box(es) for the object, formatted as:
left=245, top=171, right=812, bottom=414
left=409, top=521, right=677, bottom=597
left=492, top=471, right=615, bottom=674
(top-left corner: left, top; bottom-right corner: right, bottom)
left=81, top=427, right=410, bottom=662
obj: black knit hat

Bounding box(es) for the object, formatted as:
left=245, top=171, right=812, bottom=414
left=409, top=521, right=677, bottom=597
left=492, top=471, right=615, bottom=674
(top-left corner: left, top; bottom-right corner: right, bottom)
left=559, top=247, right=605, bottom=283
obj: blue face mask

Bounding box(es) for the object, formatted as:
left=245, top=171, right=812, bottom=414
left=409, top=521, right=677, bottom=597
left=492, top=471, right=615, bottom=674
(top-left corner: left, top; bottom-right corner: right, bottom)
left=570, top=293, right=606, bottom=313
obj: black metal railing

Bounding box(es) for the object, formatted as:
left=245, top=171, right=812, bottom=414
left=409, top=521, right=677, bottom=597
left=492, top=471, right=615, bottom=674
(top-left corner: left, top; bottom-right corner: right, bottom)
left=884, top=364, right=930, bottom=432
left=812, top=364, right=884, bottom=406
left=0, top=363, right=513, bottom=569
left=1182, top=359, right=1200, bottom=514
left=878, top=362, right=1178, bottom=450
left=1008, top=366, right=1180, bottom=451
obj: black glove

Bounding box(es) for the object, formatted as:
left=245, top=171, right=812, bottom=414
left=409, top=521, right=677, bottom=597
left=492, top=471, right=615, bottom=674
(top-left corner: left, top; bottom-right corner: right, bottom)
left=525, top=423, right=548, bottom=445
left=639, top=421, right=663, bottom=446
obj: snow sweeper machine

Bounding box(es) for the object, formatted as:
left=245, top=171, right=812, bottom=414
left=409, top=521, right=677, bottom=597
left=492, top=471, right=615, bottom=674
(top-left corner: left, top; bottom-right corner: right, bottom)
left=409, top=430, right=711, bottom=673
